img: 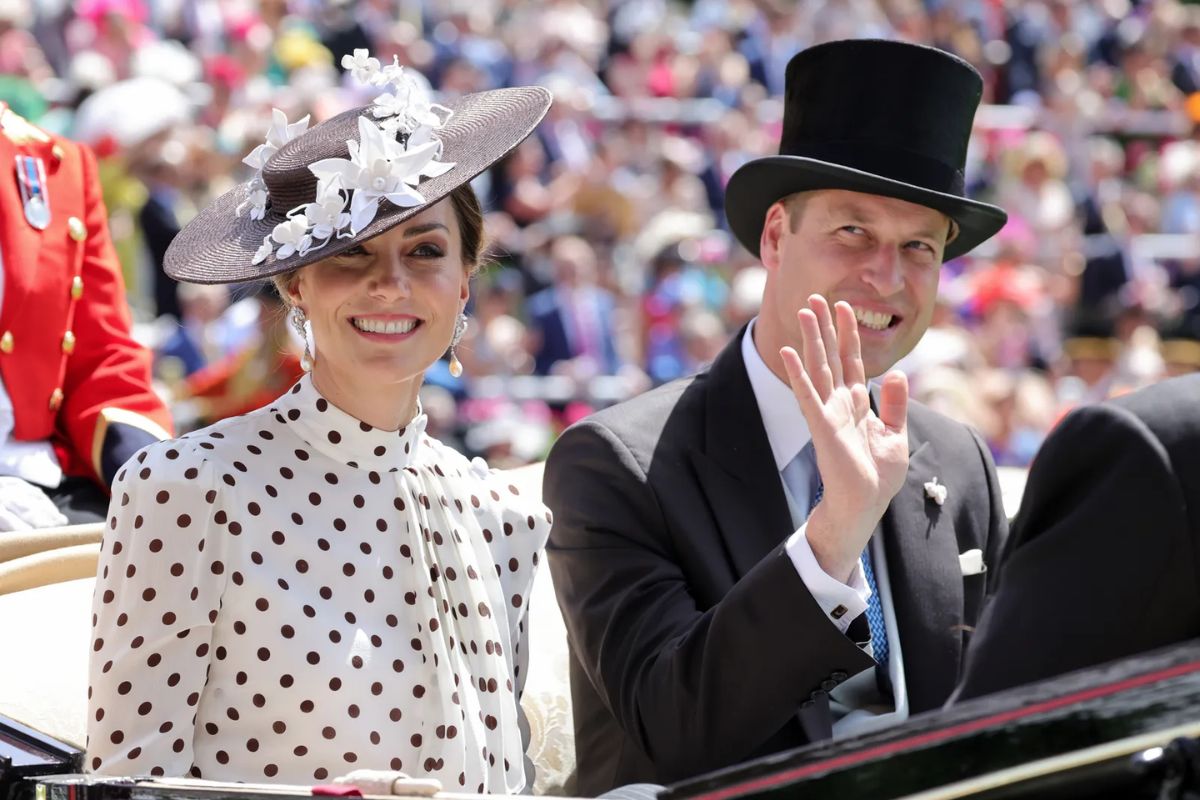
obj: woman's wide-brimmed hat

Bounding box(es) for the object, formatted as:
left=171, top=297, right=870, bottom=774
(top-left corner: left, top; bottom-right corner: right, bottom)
left=724, top=39, right=1007, bottom=263
left=165, top=53, right=552, bottom=284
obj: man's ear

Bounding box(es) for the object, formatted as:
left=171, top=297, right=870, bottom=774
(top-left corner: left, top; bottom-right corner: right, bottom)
left=760, top=201, right=789, bottom=273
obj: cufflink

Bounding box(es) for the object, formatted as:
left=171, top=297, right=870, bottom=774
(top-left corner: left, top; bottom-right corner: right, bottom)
left=831, top=605, right=848, bottom=620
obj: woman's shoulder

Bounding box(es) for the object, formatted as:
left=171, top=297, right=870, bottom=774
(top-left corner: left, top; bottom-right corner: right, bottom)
left=113, top=408, right=275, bottom=489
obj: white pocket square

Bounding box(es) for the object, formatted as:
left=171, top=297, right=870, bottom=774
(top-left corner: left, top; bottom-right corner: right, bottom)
left=959, top=549, right=987, bottom=576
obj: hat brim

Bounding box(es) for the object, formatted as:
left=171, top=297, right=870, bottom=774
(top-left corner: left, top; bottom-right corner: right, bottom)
left=164, top=86, right=552, bottom=284
left=724, top=156, right=1007, bottom=262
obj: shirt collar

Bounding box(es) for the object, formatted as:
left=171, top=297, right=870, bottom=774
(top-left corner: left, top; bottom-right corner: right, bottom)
left=273, top=374, right=426, bottom=472
left=741, top=318, right=812, bottom=472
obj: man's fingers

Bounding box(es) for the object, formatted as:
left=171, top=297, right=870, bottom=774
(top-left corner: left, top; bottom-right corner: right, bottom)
left=809, top=295, right=843, bottom=386
left=834, top=301, right=866, bottom=388
left=878, top=370, right=909, bottom=434
left=781, top=346, right=823, bottom=422
left=797, top=308, right=833, bottom=399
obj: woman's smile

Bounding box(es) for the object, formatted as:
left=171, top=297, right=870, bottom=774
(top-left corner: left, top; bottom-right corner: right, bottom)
left=349, top=314, right=424, bottom=341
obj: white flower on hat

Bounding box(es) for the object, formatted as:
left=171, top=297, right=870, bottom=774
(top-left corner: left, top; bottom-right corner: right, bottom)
left=305, top=183, right=352, bottom=241
left=243, top=108, right=311, bottom=171
left=271, top=215, right=314, bottom=259
left=246, top=183, right=269, bottom=221
left=310, top=115, right=455, bottom=234
left=239, top=48, right=455, bottom=265
left=341, top=48, right=381, bottom=86
left=251, top=235, right=274, bottom=265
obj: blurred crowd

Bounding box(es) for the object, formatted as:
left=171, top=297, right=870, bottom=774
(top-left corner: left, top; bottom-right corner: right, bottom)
left=8, top=0, right=1200, bottom=468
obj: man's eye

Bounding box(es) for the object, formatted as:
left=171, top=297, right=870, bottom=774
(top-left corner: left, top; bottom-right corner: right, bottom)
left=905, top=241, right=935, bottom=253
left=840, top=226, right=865, bottom=235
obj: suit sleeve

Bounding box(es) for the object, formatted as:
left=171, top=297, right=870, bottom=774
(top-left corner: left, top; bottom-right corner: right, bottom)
left=60, top=143, right=172, bottom=487
left=954, top=402, right=1200, bottom=701
left=544, top=419, right=873, bottom=779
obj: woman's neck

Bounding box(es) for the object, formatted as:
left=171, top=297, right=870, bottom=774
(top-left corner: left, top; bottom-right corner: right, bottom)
left=310, top=365, right=421, bottom=431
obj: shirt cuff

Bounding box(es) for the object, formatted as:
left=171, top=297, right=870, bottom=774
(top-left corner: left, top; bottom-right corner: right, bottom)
left=785, top=523, right=871, bottom=634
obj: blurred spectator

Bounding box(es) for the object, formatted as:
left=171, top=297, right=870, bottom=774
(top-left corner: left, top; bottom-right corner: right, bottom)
left=527, top=234, right=622, bottom=378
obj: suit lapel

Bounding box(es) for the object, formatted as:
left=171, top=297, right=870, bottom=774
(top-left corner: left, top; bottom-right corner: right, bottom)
left=688, top=329, right=795, bottom=578
left=877, top=415, right=965, bottom=712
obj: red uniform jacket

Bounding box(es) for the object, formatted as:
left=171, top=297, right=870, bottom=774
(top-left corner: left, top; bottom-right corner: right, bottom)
left=0, top=104, right=172, bottom=490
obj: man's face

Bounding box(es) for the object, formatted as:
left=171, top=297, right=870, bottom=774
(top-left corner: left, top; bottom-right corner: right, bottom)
left=760, top=189, right=951, bottom=378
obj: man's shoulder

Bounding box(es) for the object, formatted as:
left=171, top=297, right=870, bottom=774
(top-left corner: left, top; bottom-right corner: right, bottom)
left=554, top=370, right=709, bottom=463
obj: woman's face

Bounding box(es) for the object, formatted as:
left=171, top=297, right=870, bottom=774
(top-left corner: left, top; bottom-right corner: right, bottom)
left=292, top=199, right=470, bottom=392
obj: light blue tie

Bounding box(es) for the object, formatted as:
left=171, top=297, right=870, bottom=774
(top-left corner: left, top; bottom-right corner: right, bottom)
left=788, top=445, right=890, bottom=667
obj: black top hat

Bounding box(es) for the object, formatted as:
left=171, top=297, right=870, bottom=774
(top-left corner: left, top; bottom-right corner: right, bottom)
left=724, top=39, right=1007, bottom=262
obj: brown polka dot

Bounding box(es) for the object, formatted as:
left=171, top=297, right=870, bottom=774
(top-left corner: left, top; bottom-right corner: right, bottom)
left=170, top=562, right=184, bottom=577
left=322, top=726, right=336, bottom=739
left=257, top=647, right=271, bottom=661
left=280, top=674, right=294, bottom=688
left=117, top=681, right=132, bottom=695
left=148, top=539, right=163, bottom=553
left=253, top=693, right=266, bottom=708
left=216, top=750, right=229, bottom=765
left=300, top=699, right=315, bottom=713
left=161, top=612, right=176, bottom=625
left=306, top=651, right=320, bottom=665
left=343, top=752, right=357, bottom=763
left=264, top=764, right=278, bottom=778
left=293, top=745, right=307, bottom=757
left=247, top=738, right=260, bottom=752
left=328, top=431, right=341, bottom=444
left=390, top=758, right=403, bottom=770
left=272, top=720, right=287, bottom=734
left=347, top=704, right=360, bottom=718
left=309, top=492, right=322, bottom=505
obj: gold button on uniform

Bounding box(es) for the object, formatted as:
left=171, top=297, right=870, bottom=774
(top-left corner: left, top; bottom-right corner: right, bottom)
left=62, top=331, right=75, bottom=355
left=51, top=143, right=65, bottom=162
left=71, top=276, right=84, bottom=299
left=67, top=216, right=86, bottom=242
left=49, top=388, right=63, bottom=411
left=0, top=332, right=11, bottom=353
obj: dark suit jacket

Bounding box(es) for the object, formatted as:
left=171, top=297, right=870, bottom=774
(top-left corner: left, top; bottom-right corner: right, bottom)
left=954, top=374, right=1200, bottom=702
left=544, top=332, right=1008, bottom=794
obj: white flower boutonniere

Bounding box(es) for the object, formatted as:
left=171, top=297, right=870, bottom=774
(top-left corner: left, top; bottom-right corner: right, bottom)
left=924, top=476, right=948, bottom=506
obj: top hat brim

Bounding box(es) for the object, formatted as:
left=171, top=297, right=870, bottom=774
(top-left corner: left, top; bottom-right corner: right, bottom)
left=724, top=155, right=1007, bottom=263
left=164, top=86, right=552, bottom=285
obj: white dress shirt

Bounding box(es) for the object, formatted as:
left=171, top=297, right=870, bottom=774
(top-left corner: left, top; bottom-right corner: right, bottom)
left=0, top=246, right=63, bottom=487
left=740, top=319, right=909, bottom=736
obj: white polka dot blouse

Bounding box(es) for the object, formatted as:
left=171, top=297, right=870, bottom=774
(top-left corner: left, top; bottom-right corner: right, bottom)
left=87, top=376, right=551, bottom=793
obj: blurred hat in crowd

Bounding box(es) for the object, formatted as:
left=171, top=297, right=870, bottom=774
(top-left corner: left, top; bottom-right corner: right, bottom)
left=1013, top=131, right=1068, bottom=180
left=723, top=39, right=1007, bottom=262
left=72, top=77, right=191, bottom=150
left=1062, top=309, right=1121, bottom=363
left=1160, top=316, right=1200, bottom=373
left=164, top=49, right=551, bottom=284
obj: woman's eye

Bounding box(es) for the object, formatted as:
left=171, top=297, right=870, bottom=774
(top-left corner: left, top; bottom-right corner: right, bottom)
left=412, top=243, right=445, bottom=258
left=338, top=244, right=369, bottom=258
